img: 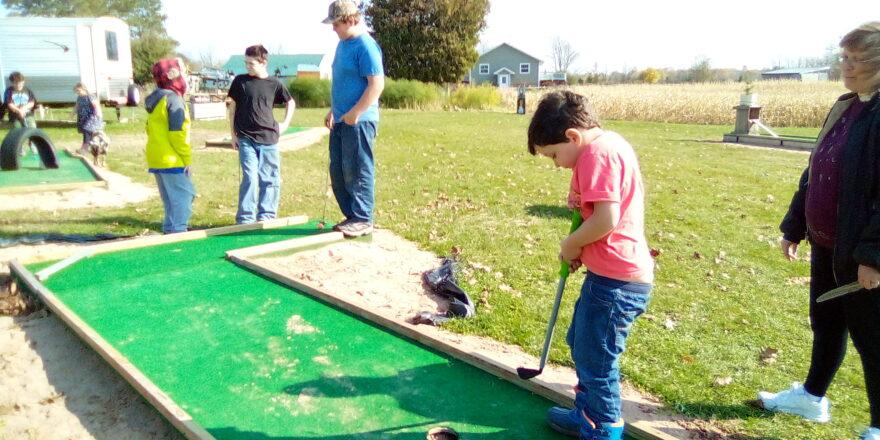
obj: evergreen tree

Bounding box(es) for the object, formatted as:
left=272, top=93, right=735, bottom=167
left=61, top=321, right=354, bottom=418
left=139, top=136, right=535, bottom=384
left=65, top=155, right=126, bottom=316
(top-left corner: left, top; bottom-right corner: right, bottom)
left=366, top=0, right=490, bottom=83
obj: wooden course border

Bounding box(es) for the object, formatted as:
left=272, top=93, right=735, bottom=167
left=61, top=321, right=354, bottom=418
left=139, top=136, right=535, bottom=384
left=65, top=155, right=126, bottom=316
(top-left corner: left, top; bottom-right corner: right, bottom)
left=226, top=234, right=679, bottom=440
left=10, top=258, right=216, bottom=440
left=12, top=216, right=309, bottom=265
left=722, top=133, right=816, bottom=150
left=0, top=150, right=108, bottom=195
left=204, top=127, right=328, bottom=150
left=7, top=216, right=311, bottom=440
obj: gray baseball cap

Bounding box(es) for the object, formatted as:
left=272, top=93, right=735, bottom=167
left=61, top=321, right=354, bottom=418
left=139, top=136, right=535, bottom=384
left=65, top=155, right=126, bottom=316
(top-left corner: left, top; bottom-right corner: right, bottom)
left=322, top=0, right=360, bottom=24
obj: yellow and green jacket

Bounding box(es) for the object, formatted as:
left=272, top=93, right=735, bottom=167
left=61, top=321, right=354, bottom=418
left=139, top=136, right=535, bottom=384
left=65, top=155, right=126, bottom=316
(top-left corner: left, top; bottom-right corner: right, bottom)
left=145, top=89, right=191, bottom=172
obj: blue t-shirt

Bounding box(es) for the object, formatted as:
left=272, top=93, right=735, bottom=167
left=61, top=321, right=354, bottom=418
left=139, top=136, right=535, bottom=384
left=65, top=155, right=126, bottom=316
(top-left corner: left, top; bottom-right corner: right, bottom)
left=331, top=33, right=384, bottom=122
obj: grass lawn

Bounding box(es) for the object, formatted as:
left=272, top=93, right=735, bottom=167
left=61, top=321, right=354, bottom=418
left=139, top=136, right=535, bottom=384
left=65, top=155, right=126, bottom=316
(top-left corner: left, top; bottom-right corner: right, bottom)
left=0, top=108, right=868, bottom=440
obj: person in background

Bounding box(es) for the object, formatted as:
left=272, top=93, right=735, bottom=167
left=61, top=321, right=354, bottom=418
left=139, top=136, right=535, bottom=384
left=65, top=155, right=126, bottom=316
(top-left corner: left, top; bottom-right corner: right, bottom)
left=758, top=22, right=880, bottom=440
left=227, top=44, right=296, bottom=225
left=323, top=0, right=384, bottom=237
left=3, top=71, right=37, bottom=128
left=73, top=83, right=103, bottom=154
left=144, top=59, right=195, bottom=234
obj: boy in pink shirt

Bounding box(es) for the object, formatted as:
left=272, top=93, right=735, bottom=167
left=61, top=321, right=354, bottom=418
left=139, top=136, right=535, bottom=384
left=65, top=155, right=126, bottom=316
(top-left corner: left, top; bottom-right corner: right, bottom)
left=527, top=90, right=654, bottom=440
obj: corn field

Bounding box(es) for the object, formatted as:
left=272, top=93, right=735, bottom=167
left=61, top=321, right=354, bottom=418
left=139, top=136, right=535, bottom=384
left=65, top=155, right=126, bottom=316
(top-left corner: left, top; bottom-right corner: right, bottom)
left=501, top=80, right=848, bottom=128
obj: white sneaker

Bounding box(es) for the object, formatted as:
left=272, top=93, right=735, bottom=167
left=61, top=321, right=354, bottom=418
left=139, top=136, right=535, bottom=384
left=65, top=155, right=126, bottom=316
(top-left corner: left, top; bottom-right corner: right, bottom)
left=862, top=427, right=880, bottom=440
left=757, top=382, right=830, bottom=422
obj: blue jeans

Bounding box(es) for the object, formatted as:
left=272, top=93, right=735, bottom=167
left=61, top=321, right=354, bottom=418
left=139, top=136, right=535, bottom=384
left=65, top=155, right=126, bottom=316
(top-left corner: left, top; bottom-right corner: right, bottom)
left=236, top=137, right=280, bottom=224
left=567, top=272, right=651, bottom=434
left=328, top=121, right=377, bottom=223
left=153, top=172, right=195, bottom=234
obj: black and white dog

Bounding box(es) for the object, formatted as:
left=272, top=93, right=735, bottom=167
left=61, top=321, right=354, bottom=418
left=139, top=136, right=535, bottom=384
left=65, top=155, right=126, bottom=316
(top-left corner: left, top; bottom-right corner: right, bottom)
left=88, top=131, right=111, bottom=167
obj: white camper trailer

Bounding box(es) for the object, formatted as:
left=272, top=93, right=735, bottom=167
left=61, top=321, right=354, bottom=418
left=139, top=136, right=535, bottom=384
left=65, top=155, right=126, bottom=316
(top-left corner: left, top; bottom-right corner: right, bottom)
left=0, top=16, right=133, bottom=104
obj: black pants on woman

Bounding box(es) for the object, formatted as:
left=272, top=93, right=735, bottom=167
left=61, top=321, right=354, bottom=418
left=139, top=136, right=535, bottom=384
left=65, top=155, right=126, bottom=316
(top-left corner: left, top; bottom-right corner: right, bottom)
left=805, top=244, right=880, bottom=427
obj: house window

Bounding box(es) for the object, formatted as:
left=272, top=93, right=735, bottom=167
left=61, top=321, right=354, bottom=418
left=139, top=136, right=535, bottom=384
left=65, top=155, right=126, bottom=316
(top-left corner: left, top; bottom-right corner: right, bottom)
left=105, top=31, right=119, bottom=61
left=479, top=64, right=489, bottom=75
left=520, top=63, right=530, bottom=74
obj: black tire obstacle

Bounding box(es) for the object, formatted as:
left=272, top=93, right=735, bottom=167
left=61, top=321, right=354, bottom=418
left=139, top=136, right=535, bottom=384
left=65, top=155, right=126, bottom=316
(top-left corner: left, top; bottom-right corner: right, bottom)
left=0, top=128, right=59, bottom=171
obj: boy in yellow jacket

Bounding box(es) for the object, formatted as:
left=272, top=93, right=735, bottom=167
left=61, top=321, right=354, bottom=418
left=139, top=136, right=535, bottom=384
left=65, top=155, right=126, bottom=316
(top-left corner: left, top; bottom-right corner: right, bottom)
left=145, top=59, right=194, bottom=234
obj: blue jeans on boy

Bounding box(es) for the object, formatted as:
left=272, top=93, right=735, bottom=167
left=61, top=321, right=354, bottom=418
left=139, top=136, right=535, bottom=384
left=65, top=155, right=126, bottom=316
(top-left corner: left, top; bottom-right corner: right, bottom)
left=236, top=137, right=280, bottom=224
left=153, top=172, right=195, bottom=234
left=328, top=121, right=376, bottom=223
left=567, top=272, right=651, bottom=439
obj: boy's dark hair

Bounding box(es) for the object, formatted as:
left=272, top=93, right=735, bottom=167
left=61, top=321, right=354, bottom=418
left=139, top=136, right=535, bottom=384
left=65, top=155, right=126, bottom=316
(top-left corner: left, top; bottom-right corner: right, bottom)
left=245, top=45, right=269, bottom=62
left=527, top=90, right=601, bottom=155
left=8, top=71, right=24, bottom=83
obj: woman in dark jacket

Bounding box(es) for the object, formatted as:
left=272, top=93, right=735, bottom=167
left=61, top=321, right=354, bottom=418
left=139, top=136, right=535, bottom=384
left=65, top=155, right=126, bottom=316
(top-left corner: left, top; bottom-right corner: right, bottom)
left=758, top=22, right=880, bottom=440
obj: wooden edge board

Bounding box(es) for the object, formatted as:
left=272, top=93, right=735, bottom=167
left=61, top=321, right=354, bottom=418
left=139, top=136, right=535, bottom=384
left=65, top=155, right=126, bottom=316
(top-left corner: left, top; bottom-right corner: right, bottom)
left=205, top=127, right=328, bottom=148
left=225, top=231, right=344, bottom=259
left=10, top=215, right=310, bottom=265
left=228, top=252, right=679, bottom=440
left=8, top=259, right=216, bottom=440
left=69, top=149, right=111, bottom=184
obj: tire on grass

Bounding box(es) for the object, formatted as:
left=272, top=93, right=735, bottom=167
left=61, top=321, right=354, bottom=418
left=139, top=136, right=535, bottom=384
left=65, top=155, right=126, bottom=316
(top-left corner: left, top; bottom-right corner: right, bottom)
left=0, top=128, right=59, bottom=171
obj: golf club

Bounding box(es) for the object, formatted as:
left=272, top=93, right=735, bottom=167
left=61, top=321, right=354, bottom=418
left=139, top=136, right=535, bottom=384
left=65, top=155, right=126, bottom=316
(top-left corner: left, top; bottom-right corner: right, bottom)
left=317, top=149, right=331, bottom=230
left=517, top=209, right=584, bottom=380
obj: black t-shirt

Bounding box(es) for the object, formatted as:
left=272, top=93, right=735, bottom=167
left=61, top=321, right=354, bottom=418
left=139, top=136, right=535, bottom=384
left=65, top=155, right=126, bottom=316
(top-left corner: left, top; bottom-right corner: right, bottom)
left=227, top=75, right=293, bottom=145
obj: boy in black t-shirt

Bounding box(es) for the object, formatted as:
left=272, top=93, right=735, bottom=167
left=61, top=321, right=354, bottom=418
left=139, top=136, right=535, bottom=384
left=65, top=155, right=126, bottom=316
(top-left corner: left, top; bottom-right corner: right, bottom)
left=227, top=45, right=296, bottom=224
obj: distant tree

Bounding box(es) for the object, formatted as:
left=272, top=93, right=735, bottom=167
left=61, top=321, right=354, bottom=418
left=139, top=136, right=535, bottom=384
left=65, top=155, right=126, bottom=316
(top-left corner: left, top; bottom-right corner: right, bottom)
left=690, top=55, right=712, bottom=82
left=366, top=0, right=490, bottom=83
left=198, top=50, right=224, bottom=71
left=130, top=31, right=177, bottom=84
left=3, top=0, right=178, bottom=84
left=549, top=36, right=579, bottom=73
left=641, top=68, right=661, bottom=84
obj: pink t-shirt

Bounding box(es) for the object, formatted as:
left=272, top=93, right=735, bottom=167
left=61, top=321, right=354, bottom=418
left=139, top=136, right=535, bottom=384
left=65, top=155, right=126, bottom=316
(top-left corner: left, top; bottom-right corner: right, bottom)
left=569, top=131, right=654, bottom=281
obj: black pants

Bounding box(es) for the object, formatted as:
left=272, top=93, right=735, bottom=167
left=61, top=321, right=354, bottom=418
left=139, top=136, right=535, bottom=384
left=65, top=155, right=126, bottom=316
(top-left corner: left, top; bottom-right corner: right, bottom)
left=804, top=245, right=880, bottom=427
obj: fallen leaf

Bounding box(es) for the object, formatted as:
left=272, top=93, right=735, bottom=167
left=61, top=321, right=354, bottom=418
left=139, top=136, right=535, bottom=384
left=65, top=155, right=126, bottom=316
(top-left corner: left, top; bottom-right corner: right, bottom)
left=682, top=355, right=695, bottom=363
left=713, top=376, right=734, bottom=387
left=650, top=248, right=662, bottom=257
left=693, top=252, right=703, bottom=259
left=760, top=347, right=779, bottom=364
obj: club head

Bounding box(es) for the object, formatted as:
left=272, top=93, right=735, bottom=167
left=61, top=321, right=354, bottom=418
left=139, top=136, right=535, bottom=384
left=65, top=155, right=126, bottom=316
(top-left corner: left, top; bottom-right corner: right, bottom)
left=516, top=366, right=542, bottom=380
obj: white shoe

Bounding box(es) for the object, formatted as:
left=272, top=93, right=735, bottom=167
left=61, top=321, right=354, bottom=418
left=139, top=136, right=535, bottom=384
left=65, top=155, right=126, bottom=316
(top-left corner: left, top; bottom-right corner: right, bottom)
left=862, top=427, right=880, bottom=440
left=757, top=382, right=830, bottom=423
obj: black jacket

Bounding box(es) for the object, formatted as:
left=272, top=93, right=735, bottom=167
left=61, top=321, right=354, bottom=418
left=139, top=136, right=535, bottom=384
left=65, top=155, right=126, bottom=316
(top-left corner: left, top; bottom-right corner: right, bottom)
left=781, top=91, right=880, bottom=283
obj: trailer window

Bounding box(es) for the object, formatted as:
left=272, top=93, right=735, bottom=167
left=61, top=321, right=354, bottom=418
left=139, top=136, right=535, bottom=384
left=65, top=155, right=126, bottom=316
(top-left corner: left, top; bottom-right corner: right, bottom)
left=105, top=31, right=119, bottom=61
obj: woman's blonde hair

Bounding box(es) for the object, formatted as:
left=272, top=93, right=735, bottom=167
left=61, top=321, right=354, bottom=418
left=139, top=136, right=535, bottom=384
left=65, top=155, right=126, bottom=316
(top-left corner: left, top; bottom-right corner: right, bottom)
left=841, top=21, right=880, bottom=91
left=73, top=82, right=90, bottom=94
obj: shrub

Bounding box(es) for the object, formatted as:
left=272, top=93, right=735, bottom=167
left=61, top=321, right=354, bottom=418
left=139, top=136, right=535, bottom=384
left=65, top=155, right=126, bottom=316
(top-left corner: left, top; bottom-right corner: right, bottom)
left=450, top=84, right=501, bottom=110
left=287, top=77, right=331, bottom=108
left=381, top=78, right=442, bottom=109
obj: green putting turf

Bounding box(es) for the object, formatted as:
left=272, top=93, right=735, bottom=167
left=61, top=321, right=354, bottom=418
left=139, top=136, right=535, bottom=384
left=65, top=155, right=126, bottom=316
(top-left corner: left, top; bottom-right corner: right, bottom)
left=282, top=126, right=310, bottom=136
left=27, top=222, right=623, bottom=439
left=0, top=151, right=99, bottom=188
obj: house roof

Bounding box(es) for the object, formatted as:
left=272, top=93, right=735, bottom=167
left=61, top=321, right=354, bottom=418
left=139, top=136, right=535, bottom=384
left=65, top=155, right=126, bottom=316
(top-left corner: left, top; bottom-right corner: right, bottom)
left=493, top=67, right=515, bottom=74
left=222, top=54, right=325, bottom=76
left=480, top=43, right=542, bottom=64
left=762, top=67, right=830, bottom=75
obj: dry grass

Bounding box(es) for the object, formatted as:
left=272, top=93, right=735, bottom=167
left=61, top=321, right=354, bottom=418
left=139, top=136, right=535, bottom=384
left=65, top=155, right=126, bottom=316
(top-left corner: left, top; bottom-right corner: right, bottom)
left=503, top=80, right=848, bottom=127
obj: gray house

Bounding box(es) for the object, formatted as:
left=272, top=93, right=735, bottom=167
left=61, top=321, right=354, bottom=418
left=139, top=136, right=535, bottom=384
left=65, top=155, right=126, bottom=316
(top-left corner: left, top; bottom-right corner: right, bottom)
left=761, top=67, right=830, bottom=82
left=465, top=43, right=541, bottom=88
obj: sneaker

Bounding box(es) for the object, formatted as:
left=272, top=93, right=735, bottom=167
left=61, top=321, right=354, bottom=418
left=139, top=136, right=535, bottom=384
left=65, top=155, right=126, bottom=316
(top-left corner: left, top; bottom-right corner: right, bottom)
left=757, top=382, right=830, bottom=422
left=863, top=427, right=880, bottom=440
left=339, top=221, right=373, bottom=237
left=547, top=407, right=579, bottom=437
left=332, top=218, right=352, bottom=232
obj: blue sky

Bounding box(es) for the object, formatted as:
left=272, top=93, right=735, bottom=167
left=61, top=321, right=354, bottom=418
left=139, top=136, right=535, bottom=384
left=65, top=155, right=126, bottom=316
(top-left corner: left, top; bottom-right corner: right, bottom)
left=1, top=1, right=875, bottom=72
